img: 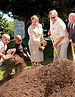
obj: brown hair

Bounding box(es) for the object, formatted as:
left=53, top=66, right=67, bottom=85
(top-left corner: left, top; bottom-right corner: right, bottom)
left=31, top=15, right=39, bottom=22
left=15, top=35, right=22, bottom=42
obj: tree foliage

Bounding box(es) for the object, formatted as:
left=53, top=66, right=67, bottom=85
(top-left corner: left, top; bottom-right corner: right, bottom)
left=0, top=13, right=14, bottom=39
left=0, top=14, right=9, bottom=37
left=8, top=21, right=14, bottom=39
left=0, top=0, right=74, bottom=20
left=0, top=0, right=75, bottom=38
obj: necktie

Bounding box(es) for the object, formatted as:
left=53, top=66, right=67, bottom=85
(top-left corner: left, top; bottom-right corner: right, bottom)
left=69, top=24, right=73, bottom=40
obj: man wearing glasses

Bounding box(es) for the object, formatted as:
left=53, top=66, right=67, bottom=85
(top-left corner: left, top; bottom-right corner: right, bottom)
left=48, top=10, right=69, bottom=61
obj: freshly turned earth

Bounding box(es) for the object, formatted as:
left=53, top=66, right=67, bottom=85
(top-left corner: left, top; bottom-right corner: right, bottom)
left=0, top=58, right=75, bottom=97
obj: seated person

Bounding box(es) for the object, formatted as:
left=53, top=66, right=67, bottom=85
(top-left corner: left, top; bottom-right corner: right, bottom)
left=3, top=35, right=34, bottom=79
left=14, top=35, right=34, bottom=63
left=0, top=34, right=10, bottom=65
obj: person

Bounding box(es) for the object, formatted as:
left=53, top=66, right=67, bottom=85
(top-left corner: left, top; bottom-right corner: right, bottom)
left=28, top=15, right=44, bottom=65
left=67, top=13, right=75, bottom=42
left=14, top=35, right=34, bottom=63
left=67, top=13, right=75, bottom=60
left=0, top=34, right=10, bottom=66
left=73, top=43, right=75, bottom=47
left=3, top=35, right=34, bottom=79
left=48, top=10, right=69, bottom=61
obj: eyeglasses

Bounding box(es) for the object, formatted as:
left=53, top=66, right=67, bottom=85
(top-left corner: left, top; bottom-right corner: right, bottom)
left=50, top=17, right=56, bottom=19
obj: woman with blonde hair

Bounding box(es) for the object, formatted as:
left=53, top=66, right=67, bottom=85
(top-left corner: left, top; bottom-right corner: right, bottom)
left=28, top=15, right=44, bottom=65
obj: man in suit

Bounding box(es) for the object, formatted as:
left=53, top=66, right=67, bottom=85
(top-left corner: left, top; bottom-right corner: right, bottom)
left=67, top=13, right=75, bottom=44
left=67, top=13, right=75, bottom=60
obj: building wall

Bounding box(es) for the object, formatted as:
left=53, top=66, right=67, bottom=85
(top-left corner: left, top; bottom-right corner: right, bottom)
left=14, top=19, right=25, bottom=39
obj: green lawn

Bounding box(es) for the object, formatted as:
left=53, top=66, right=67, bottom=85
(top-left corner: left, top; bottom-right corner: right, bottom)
left=0, top=70, right=4, bottom=80
left=0, top=39, right=73, bottom=80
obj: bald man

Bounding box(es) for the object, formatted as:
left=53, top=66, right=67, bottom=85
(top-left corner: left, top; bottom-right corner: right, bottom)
left=48, top=10, right=69, bottom=60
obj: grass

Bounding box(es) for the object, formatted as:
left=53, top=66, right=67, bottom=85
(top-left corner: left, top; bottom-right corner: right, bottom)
left=0, top=65, right=5, bottom=80
left=0, top=39, right=73, bottom=80
left=0, top=70, right=4, bottom=80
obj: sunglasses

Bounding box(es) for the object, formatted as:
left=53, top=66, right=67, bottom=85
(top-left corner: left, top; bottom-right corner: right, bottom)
left=50, top=17, right=56, bottom=19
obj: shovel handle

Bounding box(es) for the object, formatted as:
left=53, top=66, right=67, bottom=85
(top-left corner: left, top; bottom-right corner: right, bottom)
left=50, top=36, right=58, bottom=55
left=71, top=39, right=74, bottom=55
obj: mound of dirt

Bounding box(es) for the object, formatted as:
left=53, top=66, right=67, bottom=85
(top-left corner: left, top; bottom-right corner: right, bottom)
left=0, top=59, right=75, bottom=97
left=3, top=54, right=26, bottom=79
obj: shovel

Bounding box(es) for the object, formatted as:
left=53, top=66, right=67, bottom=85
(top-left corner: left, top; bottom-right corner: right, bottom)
left=0, top=48, right=16, bottom=64
left=50, top=35, right=58, bottom=56
left=71, top=39, right=75, bottom=61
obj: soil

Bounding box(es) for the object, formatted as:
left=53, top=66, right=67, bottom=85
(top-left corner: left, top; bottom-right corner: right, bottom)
left=3, top=54, right=26, bottom=79
left=0, top=58, right=75, bottom=97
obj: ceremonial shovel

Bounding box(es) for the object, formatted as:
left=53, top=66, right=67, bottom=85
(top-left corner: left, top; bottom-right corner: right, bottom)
left=71, top=39, right=75, bottom=61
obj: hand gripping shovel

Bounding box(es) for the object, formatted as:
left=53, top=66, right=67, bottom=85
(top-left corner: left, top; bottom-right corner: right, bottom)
left=50, top=35, right=59, bottom=59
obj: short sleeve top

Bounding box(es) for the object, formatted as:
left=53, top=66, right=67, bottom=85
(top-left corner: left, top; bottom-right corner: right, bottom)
left=50, top=17, right=69, bottom=45
left=0, top=40, right=7, bottom=53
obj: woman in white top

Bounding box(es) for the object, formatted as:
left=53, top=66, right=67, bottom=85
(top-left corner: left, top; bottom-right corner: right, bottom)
left=28, top=15, right=43, bottom=64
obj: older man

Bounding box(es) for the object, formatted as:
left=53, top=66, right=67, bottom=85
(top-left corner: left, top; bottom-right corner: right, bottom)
left=67, top=13, right=75, bottom=46
left=48, top=10, right=69, bottom=60
left=67, top=13, right=75, bottom=60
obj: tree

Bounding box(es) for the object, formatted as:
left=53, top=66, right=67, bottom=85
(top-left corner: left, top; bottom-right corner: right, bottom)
left=0, top=13, right=9, bottom=37
left=0, top=13, right=14, bottom=39
left=8, top=21, right=14, bottom=39
left=0, top=0, right=75, bottom=38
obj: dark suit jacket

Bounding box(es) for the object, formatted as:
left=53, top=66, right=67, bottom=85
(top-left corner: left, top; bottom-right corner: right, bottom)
left=67, top=21, right=75, bottom=43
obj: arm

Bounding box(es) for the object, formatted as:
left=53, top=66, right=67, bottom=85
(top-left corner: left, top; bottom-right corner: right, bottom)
left=0, top=53, right=5, bottom=60
left=23, top=51, right=34, bottom=62
left=7, top=48, right=16, bottom=55
left=54, top=22, right=66, bottom=47
left=0, top=45, right=5, bottom=60
left=54, top=36, right=65, bottom=48
left=48, top=29, right=51, bottom=35
left=72, top=43, right=75, bottom=47
left=23, top=46, right=33, bottom=61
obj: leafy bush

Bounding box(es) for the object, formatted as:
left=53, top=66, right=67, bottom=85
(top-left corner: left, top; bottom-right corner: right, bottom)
left=0, top=13, right=14, bottom=39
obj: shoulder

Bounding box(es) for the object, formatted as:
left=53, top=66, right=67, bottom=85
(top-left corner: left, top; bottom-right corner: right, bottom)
left=21, top=43, right=25, bottom=47
left=28, top=25, right=33, bottom=33
left=0, top=40, right=4, bottom=46
left=5, top=45, right=7, bottom=50
left=38, top=23, right=43, bottom=30
left=67, top=21, right=70, bottom=25
left=57, top=17, right=65, bottom=25
left=38, top=23, right=42, bottom=27
left=57, top=17, right=66, bottom=27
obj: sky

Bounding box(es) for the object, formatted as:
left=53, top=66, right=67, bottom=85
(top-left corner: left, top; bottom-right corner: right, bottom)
left=0, top=11, right=14, bottom=21
left=3, top=14, right=14, bottom=21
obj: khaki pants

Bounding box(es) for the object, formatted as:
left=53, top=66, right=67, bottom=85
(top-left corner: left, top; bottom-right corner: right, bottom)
left=54, top=43, right=69, bottom=61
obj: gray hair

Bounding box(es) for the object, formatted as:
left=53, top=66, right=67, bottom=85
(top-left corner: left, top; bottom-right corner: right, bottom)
left=69, top=13, right=75, bottom=20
